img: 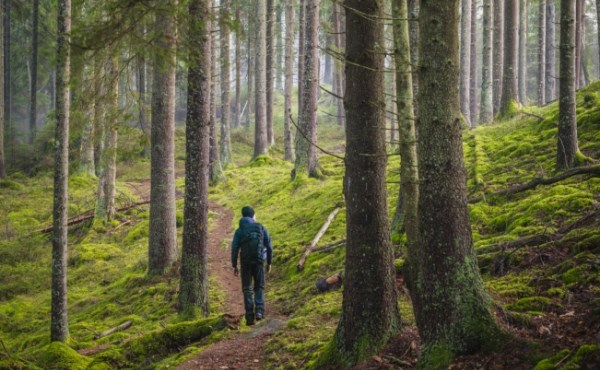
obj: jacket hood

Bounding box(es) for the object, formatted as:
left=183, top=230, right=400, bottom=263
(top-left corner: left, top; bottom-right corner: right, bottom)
left=239, top=217, right=255, bottom=226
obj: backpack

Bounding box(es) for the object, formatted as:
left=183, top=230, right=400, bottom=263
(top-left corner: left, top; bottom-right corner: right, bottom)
left=239, top=222, right=264, bottom=263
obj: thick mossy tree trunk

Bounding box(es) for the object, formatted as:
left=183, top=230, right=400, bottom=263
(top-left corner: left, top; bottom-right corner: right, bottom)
left=480, top=0, right=493, bottom=123
left=557, top=0, right=579, bottom=170
left=499, top=0, right=519, bottom=116
left=0, top=1, right=5, bottom=179
left=148, top=1, right=178, bottom=276
left=220, top=0, right=232, bottom=167
left=493, top=0, right=504, bottom=116
left=179, top=0, right=211, bottom=318
left=537, top=0, right=546, bottom=105
left=415, top=0, right=503, bottom=366
left=51, top=0, right=71, bottom=343
left=459, top=0, right=471, bottom=124
left=293, top=0, right=320, bottom=179
left=518, top=0, right=527, bottom=105
left=323, top=0, right=400, bottom=365
left=253, top=0, right=268, bottom=158
left=283, top=0, right=295, bottom=162
left=392, top=0, right=419, bottom=285
left=545, top=1, right=556, bottom=103
left=266, top=0, right=275, bottom=146
left=29, top=0, right=39, bottom=144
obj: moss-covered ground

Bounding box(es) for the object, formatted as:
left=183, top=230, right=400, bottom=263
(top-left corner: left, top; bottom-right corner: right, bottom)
left=1, top=83, right=600, bottom=368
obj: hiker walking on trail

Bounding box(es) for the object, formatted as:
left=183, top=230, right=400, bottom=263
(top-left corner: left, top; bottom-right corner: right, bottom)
left=231, top=206, right=273, bottom=325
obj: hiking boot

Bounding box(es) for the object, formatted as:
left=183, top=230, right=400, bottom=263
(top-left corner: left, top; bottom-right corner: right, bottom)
left=245, top=313, right=255, bottom=326
left=256, top=313, right=264, bottom=321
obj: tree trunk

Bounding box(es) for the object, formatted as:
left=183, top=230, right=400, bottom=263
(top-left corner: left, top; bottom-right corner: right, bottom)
left=253, top=0, right=268, bottom=158
left=597, top=0, right=600, bottom=79
left=499, top=0, right=519, bottom=116
left=460, top=0, right=471, bottom=124
left=557, top=0, right=579, bottom=170
left=0, top=1, right=5, bottom=179
left=93, top=54, right=105, bottom=178
left=266, top=0, right=275, bottom=146
left=545, top=1, right=556, bottom=102
left=392, top=0, right=419, bottom=268
left=537, top=0, right=546, bottom=105
left=209, top=2, right=224, bottom=183
left=104, top=57, right=119, bottom=221
left=138, top=23, right=149, bottom=158
left=3, top=0, right=9, bottom=138
left=246, top=5, right=254, bottom=127
left=29, top=0, right=39, bottom=143
left=493, top=0, right=504, bottom=115
left=148, top=1, right=178, bottom=276
left=234, top=4, right=241, bottom=128
left=283, top=0, right=295, bottom=162
left=480, top=0, right=493, bottom=123
left=220, top=0, right=232, bottom=167
left=275, top=2, right=284, bottom=91
left=518, top=0, right=527, bottom=105
left=327, top=0, right=400, bottom=364
left=297, top=0, right=306, bottom=123
left=51, top=0, right=71, bottom=343
left=469, top=0, right=479, bottom=126
left=179, top=0, right=211, bottom=318
left=408, top=0, right=419, bottom=117
left=575, top=0, right=583, bottom=89
left=293, top=0, right=320, bottom=178
left=333, top=1, right=345, bottom=127
left=415, top=1, right=501, bottom=365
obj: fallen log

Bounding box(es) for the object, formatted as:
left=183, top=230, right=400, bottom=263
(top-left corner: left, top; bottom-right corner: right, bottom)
left=469, top=165, right=600, bottom=204
left=93, top=320, right=133, bottom=340
left=315, top=272, right=343, bottom=292
left=297, top=207, right=342, bottom=271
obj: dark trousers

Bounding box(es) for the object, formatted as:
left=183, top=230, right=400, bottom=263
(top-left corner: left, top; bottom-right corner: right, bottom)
left=240, top=261, right=265, bottom=320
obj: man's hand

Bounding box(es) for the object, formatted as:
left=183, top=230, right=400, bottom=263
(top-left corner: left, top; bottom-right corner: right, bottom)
left=267, top=264, right=272, bottom=274
left=233, top=267, right=239, bottom=276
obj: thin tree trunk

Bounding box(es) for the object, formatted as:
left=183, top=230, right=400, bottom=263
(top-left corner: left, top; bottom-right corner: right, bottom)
left=148, top=1, right=178, bottom=276
left=29, top=0, right=39, bottom=143
left=266, top=0, right=275, bottom=146
left=480, top=0, right=493, bottom=123
left=93, top=54, right=105, bottom=178
left=557, top=0, right=579, bottom=170
left=333, top=1, right=345, bottom=127
left=104, top=57, right=118, bottom=221
left=297, top=0, right=306, bottom=123
left=246, top=5, right=254, bottom=127
left=460, top=0, right=471, bottom=124
left=138, top=24, right=149, bottom=158
left=220, top=0, right=232, bottom=166
left=518, top=0, right=527, bottom=105
left=209, top=2, right=224, bottom=183
left=51, top=0, right=71, bottom=343
left=493, top=0, right=504, bottom=115
left=328, top=0, right=400, bottom=363
left=469, top=0, right=479, bottom=125
left=253, top=0, right=268, bottom=158
left=500, top=0, right=519, bottom=116
left=408, top=0, right=419, bottom=117
left=545, top=1, right=556, bottom=102
left=538, top=0, right=546, bottom=105
left=575, top=0, right=583, bottom=89
left=234, top=3, right=241, bottom=128
left=3, top=0, right=9, bottom=137
left=415, top=1, right=501, bottom=365
left=275, top=3, right=284, bottom=91
left=179, top=0, right=211, bottom=318
left=0, top=0, right=4, bottom=179
left=283, top=0, right=295, bottom=162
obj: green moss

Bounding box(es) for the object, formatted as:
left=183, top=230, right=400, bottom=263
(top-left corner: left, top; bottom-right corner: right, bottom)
left=124, top=221, right=149, bottom=243
left=573, top=344, right=600, bottom=366
left=533, top=349, right=571, bottom=370
left=506, top=296, right=552, bottom=312
left=419, top=343, right=453, bottom=370
left=0, top=179, right=24, bottom=190
left=34, top=342, right=93, bottom=370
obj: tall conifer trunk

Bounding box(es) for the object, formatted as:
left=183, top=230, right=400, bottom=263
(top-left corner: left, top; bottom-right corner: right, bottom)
left=234, top=4, right=241, bottom=128
left=538, top=0, right=546, bottom=105
left=220, top=0, right=232, bottom=166
left=480, top=0, right=493, bottom=123
left=283, top=0, right=295, bottom=162
left=460, top=0, right=471, bottom=124
left=518, top=0, right=527, bottom=104
left=29, top=0, right=39, bottom=144
left=0, top=1, right=5, bottom=179
left=253, top=0, right=268, bottom=157
left=266, top=0, right=275, bottom=146
left=209, top=2, right=224, bottom=183
left=500, top=0, right=519, bottom=116
left=545, top=1, right=556, bottom=102
left=469, top=0, right=478, bottom=126
left=493, top=0, right=504, bottom=115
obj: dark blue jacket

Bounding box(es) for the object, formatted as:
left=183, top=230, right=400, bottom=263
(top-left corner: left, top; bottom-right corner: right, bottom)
left=231, top=217, right=273, bottom=267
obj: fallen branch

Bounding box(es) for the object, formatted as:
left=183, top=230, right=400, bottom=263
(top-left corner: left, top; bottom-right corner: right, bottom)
left=469, top=165, right=600, bottom=204
left=519, top=111, right=545, bottom=121
left=93, top=320, right=133, bottom=340
left=312, top=239, right=346, bottom=253
left=297, top=207, right=342, bottom=271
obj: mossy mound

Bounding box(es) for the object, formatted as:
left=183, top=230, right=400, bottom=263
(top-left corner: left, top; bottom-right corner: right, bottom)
left=33, top=342, right=93, bottom=370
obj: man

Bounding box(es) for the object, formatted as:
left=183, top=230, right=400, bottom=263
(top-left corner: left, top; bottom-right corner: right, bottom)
left=231, top=206, right=273, bottom=325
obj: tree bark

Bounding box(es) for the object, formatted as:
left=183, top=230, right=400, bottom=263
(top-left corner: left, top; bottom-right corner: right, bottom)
left=29, top=0, right=39, bottom=144
left=537, top=0, right=546, bottom=105
left=234, top=3, right=241, bottom=128
left=327, top=0, right=400, bottom=364
left=3, top=0, right=9, bottom=139
left=104, top=57, right=119, bottom=221
left=93, top=54, right=105, bottom=178
left=493, top=0, right=504, bottom=115
left=266, top=0, right=275, bottom=146
left=179, top=0, right=211, bottom=318
left=297, top=0, right=306, bottom=123
left=469, top=0, right=479, bottom=126
left=253, top=0, right=268, bottom=158
left=51, top=0, right=71, bottom=343
left=275, top=3, right=284, bottom=91
left=0, top=1, right=5, bottom=179
left=545, top=0, right=556, bottom=103
left=575, top=0, right=583, bottom=89
left=333, top=0, right=345, bottom=127
left=209, top=4, right=224, bottom=183
left=149, top=1, right=178, bottom=276
left=557, top=0, right=579, bottom=170
left=518, top=0, right=527, bottom=105
left=414, top=0, right=502, bottom=365
left=283, top=0, right=295, bottom=162
left=480, top=0, right=493, bottom=123
left=408, top=0, right=419, bottom=117
left=460, top=0, right=471, bottom=124
left=220, top=0, right=232, bottom=167
left=245, top=4, right=254, bottom=127
left=500, top=0, right=519, bottom=116
left=138, top=23, right=149, bottom=158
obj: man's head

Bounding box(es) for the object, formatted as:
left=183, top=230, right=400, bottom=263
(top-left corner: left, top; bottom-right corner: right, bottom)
left=241, top=206, right=255, bottom=218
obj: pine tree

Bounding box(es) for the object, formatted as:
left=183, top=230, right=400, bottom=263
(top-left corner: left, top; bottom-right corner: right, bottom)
left=283, top=0, right=295, bottom=162
left=499, top=0, right=519, bottom=116
left=460, top=0, right=471, bottom=123
left=253, top=0, right=268, bottom=157
left=518, top=0, right=528, bottom=104
left=493, top=0, right=504, bottom=115
left=480, top=0, right=493, bottom=123
left=0, top=0, right=5, bottom=179
left=538, top=0, right=546, bottom=105
left=220, top=0, right=233, bottom=166
left=545, top=0, right=556, bottom=102
left=29, top=0, right=39, bottom=144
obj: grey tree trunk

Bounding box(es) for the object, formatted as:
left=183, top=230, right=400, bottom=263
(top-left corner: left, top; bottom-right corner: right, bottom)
left=537, top=0, right=546, bottom=105
left=327, top=0, right=400, bottom=364
left=266, top=0, right=274, bottom=146
left=253, top=0, right=268, bottom=158
left=460, top=0, right=471, bottom=124
left=493, top=0, right=504, bottom=115
left=179, top=0, right=211, bottom=318
left=0, top=1, right=4, bottom=179
left=51, top=0, right=71, bottom=343
left=557, top=0, right=579, bottom=170
left=29, top=0, right=39, bottom=144
left=209, top=3, right=224, bottom=183
left=283, top=0, right=295, bottom=162
left=333, top=1, right=345, bottom=127
left=408, top=0, right=419, bottom=118
left=79, top=62, right=95, bottom=175
left=220, top=0, right=232, bottom=167
left=234, top=4, right=241, bottom=128
left=148, top=1, right=178, bottom=276
left=415, top=1, right=502, bottom=366
left=3, top=0, right=9, bottom=136
left=93, top=54, right=105, bottom=178
left=246, top=5, right=254, bottom=127
left=297, top=0, right=306, bottom=122
left=480, top=0, right=493, bottom=123
left=293, top=0, right=320, bottom=178
left=138, top=23, right=149, bottom=158
left=500, top=0, right=519, bottom=116
left=545, top=1, right=556, bottom=102
left=392, top=0, right=419, bottom=272
left=104, top=57, right=118, bottom=221
left=575, top=0, right=583, bottom=89
left=275, top=3, right=284, bottom=91
left=518, top=0, right=527, bottom=104
left=469, top=0, right=479, bottom=126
